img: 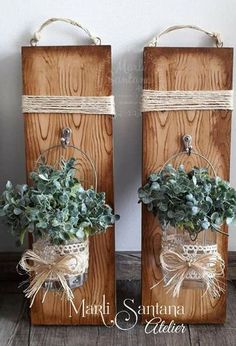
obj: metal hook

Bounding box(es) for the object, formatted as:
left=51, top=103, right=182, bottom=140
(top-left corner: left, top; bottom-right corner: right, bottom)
left=61, top=128, right=72, bottom=148
left=183, top=135, right=192, bottom=156
left=160, top=134, right=217, bottom=177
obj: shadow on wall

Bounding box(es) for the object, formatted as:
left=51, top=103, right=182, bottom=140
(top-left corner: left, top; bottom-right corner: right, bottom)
left=112, top=42, right=143, bottom=250
left=0, top=47, right=27, bottom=252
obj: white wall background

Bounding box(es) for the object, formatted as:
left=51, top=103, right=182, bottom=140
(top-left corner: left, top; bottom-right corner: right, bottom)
left=0, top=0, right=236, bottom=252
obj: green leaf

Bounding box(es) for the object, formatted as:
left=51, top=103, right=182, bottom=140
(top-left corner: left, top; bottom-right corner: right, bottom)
left=149, top=173, right=159, bottom=182
left=141, top=196, right=152, bottom=204
left=19, top=228, right=27, bottom=245
left=0, top=209, right=6, bottom=217
left=159, top=203, right=168, bottom=212
left=191, top=206, right=199, bottom=215
left=38, top=174, right=49, bottom=181
left=52, top=219, right=60, bottom=227
left=206, top=196, right=213, bottom=204
left=65, top=223, right=73, bottom=231
left=226, top=217, right=234, bottom=225
left=76, top=228, right=84, bottom=238
left=138, top=188, right=146, bottom=198
left=138, top=164, right=236, bottom=239
left=0, top=158, right=118, bottom=245
left=150, top=182, right=160, bottom=191
left=53, top=181, right=61, bottom=189
left=167, top=210, right=175, bottom=218
left=186, top=194, right=194, bottom=201
left=175, top=211, right=185, bottom=221
left=211, top=212, right=219, bottom=223
left=6, top=181, right=13, bottom=190
left=201, top=220, right=210, bottom=229
left=14, top=208, right=22, bottom=215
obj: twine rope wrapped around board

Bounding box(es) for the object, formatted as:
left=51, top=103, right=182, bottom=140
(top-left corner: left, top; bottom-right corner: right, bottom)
left=24, top=18, right=115, bottom=116
left=143, top=25, right=233, bottom=112
left=141, top=90, right=234, bottom=112
left=22, top=95, right=116, bottom=115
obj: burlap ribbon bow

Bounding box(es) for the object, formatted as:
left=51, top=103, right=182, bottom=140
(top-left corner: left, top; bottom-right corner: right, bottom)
left=151, top=250, right=225, bottom=298
left=18, top=249, right=83, bottom=313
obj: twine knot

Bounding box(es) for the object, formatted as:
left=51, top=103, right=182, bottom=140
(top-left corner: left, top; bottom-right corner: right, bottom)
left=91, top=36, right=102, bottom=45
left=212, top=32, right=223, bottom=47
left=30, top=32, right=41, bottom=46
left=187, top=259, right=193, bottom=267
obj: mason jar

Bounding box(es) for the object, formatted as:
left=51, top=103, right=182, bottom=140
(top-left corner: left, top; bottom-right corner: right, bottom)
left=161, top=224, right=217, bottom=289
left=32, top=235, right=89, bottom=291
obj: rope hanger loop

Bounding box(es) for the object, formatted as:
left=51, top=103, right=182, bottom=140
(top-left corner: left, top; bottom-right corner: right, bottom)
left=30, top=17, right=101, bottom=46
left=148, top=24, right=223, bottom=48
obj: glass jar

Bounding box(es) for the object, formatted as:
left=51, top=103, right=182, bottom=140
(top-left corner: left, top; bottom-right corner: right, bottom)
left=161, top=225, right=217, bottom=289
left=32, top=236, right=89, bottom=291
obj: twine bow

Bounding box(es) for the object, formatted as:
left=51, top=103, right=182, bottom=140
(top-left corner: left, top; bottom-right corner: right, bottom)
left=18, top=250, right=83, bottom=313
left=151, top=250, right=225, bottom=298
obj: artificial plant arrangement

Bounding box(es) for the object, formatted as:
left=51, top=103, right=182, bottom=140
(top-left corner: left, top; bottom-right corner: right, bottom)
left=138, top=164, right=236, bottom=298
left=0, top=158, right=119, bottom=308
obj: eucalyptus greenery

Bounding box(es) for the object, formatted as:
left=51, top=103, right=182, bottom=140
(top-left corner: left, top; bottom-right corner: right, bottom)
left=138, top=164, right=236, bottom=240
left=0, top=158, right=119, bottom=246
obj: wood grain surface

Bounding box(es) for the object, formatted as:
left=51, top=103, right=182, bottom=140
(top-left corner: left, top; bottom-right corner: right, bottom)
left=1, top=279, right=236, bottom=345
left=22, top=46, right=115, bottom=325
left=142, top=47, right=233, bottom=324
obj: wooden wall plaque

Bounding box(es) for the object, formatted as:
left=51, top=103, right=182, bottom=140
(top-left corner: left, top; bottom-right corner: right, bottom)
left=22, top=45, right=115, bottom=325
left=142, top=47, right=233, bottom=324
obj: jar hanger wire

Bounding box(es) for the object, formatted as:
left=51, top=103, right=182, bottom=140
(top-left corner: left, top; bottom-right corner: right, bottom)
left=160, top=134, right=217, bottom=177
left=36, top=127, right=98, bottom=191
